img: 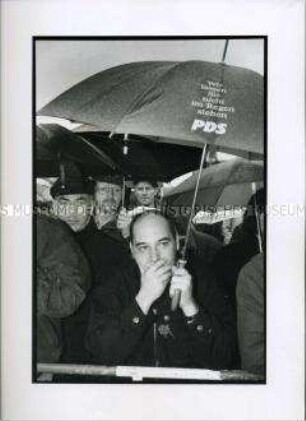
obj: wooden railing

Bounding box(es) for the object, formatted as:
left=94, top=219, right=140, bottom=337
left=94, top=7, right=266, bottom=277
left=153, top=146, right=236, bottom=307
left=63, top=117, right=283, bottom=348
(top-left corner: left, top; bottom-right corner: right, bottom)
left=37, top=363, right=264, bottom=382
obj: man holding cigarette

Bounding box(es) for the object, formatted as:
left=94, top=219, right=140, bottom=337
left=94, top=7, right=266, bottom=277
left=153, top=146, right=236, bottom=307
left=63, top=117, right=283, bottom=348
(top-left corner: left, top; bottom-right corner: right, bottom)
left=87, top=210, right=238, bottom=369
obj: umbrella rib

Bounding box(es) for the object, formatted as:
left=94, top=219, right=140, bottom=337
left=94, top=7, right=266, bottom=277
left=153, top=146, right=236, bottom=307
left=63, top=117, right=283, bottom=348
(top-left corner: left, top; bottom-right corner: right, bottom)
left=112, top=62, right=183, bottom=133
left=77, top=134, right=118, bottom=170
left=214, top=159, right=240, bottom=207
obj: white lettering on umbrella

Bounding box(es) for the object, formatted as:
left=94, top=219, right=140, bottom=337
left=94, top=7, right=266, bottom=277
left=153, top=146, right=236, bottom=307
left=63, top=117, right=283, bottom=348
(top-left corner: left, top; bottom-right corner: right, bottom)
left=190, top=119, right=227, bottom=135
left=190, top=80, right=235, bottom=132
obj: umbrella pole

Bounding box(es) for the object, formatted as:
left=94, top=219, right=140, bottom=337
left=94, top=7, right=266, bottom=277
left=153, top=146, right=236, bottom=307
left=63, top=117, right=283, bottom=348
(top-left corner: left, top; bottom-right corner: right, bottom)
left=171, top=143, right=208, bottom=311
left=180, top=39, right=231, bottom=258
left=181, top=143, right=208, bottom=259
left=122, top=177, right=126, bottom=208
left=59, top=156, right=65, bottom=185
left=121, top=134, right=129, bottom=208
left=251, top=182, right=263, bottom=253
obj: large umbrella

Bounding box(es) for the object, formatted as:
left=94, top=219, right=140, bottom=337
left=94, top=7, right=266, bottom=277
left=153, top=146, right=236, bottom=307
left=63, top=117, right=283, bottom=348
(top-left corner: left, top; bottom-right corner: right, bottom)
left=36, top=124, right=117, bottom=177
left=163, top=158, right=264, bottom=255
left=38, top=60, right=264, bottom=157
left=73, top=131, right=204, bottom=182
left=38, top=56, right=264, bottom=311
left=37, top=124, right=205, bottom=181
left=163, top=158, right=264, bottom=208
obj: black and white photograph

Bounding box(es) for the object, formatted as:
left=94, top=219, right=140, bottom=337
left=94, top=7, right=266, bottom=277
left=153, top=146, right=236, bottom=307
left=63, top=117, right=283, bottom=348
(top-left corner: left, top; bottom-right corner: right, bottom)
left=34, top=37, right=266, bottom=384
left=1, top=1, right=304, bottom=419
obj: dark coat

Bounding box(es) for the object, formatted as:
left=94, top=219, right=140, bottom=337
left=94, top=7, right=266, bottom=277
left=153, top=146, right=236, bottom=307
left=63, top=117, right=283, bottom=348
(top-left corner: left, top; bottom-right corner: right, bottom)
left=61, top=218, right=132, bottom=363
left=236, top=253, right=265, bottom=375
left=76, top=218, right=131, bottom=286
left=86, top=259, right=238, bottom=370
left=36, top=215, right=90, bottom=363
left=212, top=225, right=259, bottom=312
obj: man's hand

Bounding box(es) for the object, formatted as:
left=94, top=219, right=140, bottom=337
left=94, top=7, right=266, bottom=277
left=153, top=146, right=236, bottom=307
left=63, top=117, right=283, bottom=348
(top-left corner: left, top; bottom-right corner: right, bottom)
left=136, top=260, right=172, bottom=315
left=169, top=266, right=199, bottom=317
left=116, top=208, right=132, bottom=238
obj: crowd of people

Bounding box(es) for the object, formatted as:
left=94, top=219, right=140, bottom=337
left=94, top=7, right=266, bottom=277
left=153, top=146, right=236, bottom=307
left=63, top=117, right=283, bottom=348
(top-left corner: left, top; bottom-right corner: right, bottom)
left=36, top=163, right=265, bottom=381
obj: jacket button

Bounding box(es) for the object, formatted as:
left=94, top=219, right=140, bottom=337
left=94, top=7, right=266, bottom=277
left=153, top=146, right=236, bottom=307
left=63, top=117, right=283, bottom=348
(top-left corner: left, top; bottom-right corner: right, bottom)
left=164, top=315, right=170, bottom=322
left=197, top=324, right=204, bottom=332
left=132, top=316, right=140, bottom=324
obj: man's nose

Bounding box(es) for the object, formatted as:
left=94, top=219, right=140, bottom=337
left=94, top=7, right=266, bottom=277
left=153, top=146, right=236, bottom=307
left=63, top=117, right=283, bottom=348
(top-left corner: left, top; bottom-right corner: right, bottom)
left=149, top=246, right=160, bottom=262
left=106, top=188, right=114, bottom=199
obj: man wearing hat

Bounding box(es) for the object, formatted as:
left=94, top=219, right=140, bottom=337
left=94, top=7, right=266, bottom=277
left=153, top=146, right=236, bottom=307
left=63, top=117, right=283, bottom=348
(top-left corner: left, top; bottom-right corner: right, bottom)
left=117, top=177, right=160, bottom=239
left=50, top=170, right=131, bottom=364
left=50, top=171, right=131, bottom=283
left=132, top=178, right=160, bottom=208
left=50, top=174, right=94, bottom=233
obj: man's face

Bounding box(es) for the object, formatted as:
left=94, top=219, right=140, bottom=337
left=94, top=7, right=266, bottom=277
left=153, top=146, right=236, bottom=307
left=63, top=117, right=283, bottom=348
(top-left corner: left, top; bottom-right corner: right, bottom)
left=95, top=181, right=122, bottom=215
left=134, top=181, right=157, bottom=207
left=130, top=213, right=177, bottom=274
left=53, top=194, right=93, bottom=232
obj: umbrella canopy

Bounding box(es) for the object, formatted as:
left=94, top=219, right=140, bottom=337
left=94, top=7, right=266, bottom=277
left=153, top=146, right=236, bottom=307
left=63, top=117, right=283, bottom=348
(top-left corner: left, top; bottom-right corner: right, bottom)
left=38, top=60, right=264, bottom=157
left=75, top=131, right=204, bottom=182
left=36, top=124, right=118, bottom=177
left=163, top=158, right=264, bottom=209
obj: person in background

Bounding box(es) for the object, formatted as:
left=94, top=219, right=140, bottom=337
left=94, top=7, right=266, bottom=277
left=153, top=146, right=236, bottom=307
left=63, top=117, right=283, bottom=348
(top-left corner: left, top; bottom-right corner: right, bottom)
left=94, top=174, right=123, bottom=229
left=50, top=172, right=131, bottom=364
left=211, top=188, right=265, bottom=314
left=86, top=210, right=238, bottom=370
left=132, top=178, right=160, bottom=208
left=174, top=214, right=222, bottom=265
left=117, top=178, right=160, bottom=239
left=51, top=172, right=132, bottom=283
left=89, top=174, right=132, bottom=280
left=50, top=175, right=94, bottom=233
left=50, top=172, right=131, bottom=281
left=236, top=253, right=265, bottom=375
left=193, top=221, right=224, bottom=243
left=36, top=214, right=90, bottom=369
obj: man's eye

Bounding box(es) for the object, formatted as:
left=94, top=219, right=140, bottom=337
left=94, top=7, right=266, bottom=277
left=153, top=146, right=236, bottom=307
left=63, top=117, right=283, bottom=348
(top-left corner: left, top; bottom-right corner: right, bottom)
left=137, top=245, right=148, bottom=252
left=160, top=241, right=170, bottom=247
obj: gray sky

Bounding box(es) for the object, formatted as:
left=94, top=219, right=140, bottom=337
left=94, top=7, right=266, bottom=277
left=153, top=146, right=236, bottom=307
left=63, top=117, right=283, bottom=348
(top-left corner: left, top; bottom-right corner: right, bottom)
left=36, top=38, right=264, bottom=110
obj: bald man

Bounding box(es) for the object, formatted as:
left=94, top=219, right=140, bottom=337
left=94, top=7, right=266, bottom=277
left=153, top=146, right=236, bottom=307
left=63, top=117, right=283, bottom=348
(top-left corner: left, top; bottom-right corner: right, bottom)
left=87, top=210, right=238, bottom=370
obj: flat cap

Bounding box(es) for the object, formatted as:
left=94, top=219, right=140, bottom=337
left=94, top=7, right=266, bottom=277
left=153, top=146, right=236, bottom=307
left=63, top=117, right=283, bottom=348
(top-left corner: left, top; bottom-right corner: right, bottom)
left=50, top=177, right=94, bottom=198
left=94, top=174, right=123, bottom=186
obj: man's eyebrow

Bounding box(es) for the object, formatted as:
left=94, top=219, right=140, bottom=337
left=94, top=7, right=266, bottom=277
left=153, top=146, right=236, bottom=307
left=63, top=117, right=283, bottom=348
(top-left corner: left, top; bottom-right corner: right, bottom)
left=158, top=237, right=172, bottom=242
left=134, top=241, right=148, bottom=247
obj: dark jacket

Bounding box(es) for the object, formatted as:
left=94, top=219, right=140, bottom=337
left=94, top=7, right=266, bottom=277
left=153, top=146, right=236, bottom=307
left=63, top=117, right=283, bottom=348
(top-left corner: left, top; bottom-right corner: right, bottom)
left=86, top=259, right=238, bottom=369
left=61, top=217, right=132, bottom=363
left=236, top=253, right=265, bottom=375
left=36, top=215, right=90, bottom=363
left=76, top=218, right=131, bottom=286
left=212, top=225, right=260, bottom=313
